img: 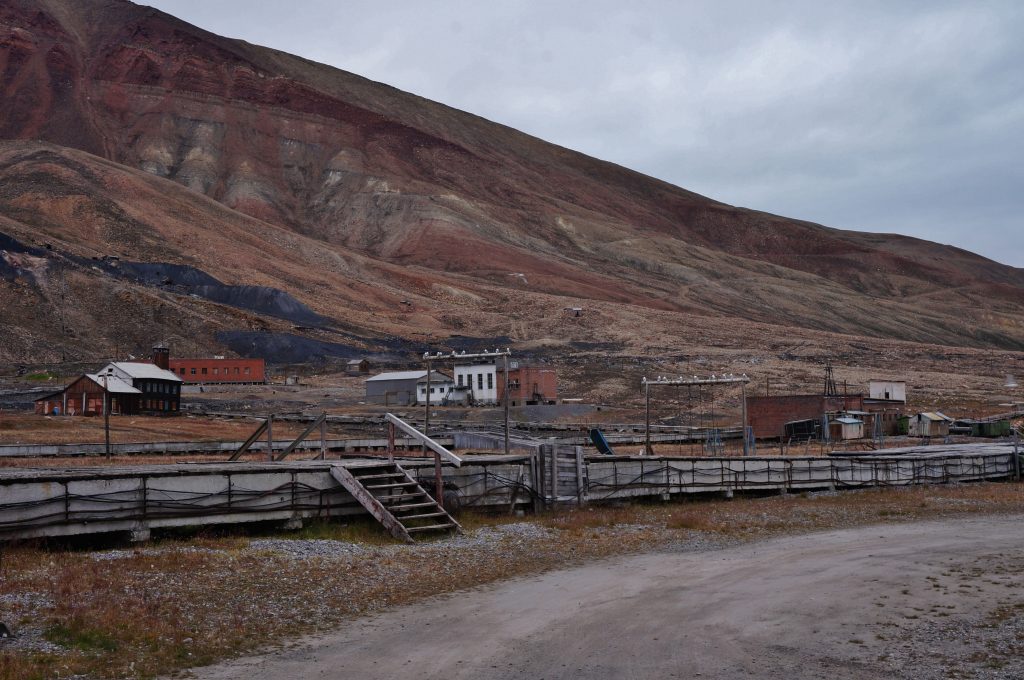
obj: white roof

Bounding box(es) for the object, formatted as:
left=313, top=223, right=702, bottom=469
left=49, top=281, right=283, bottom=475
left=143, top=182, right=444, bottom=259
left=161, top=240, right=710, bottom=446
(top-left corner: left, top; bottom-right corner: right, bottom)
left=365, top=370, right=428, bottom=382
left=834, top=417, right=863, bottom=425
left=347, top=359, right=366, bottom=364
left=106, top=362, right=183, bottom=382
left=86, top=374, right=141, bottom=394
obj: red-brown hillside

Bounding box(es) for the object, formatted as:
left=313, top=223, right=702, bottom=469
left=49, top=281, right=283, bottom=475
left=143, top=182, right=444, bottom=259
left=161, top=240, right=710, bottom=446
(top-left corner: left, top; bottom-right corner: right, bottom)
left=2, top=0, right=1024, bottom=365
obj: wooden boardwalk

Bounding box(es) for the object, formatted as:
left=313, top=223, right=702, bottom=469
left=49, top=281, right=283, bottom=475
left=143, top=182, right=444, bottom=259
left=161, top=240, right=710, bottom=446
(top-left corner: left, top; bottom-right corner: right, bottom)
left=0, top=443, right=1016, bottom=542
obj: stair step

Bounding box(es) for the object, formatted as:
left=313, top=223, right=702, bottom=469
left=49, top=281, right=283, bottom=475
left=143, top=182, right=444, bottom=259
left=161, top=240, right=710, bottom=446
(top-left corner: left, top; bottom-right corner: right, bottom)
left=399, top=511, right=448, bottom=521
left=364, top=481, right=420, bottom=490
left=376, top=493, right=430, bottom=504
left=353, top=472, right=406, bottom=481
left=406, top=523, right=456, bottom=533
left=387, top=501, right=437, bottom=512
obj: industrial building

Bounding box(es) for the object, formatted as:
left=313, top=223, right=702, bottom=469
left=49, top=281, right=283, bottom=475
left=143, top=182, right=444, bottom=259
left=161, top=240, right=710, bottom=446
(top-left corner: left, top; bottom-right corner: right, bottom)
left=453, top=360, right=498, bottom=405
left=167, top=349, right=265, bottom=384
left=416, top=372, right=457, bottom=405
left=498, top=363, right=557, bottom=406
left=365, top=370, right=449, bottom=405
left=746, top=394, right=864, bottom=439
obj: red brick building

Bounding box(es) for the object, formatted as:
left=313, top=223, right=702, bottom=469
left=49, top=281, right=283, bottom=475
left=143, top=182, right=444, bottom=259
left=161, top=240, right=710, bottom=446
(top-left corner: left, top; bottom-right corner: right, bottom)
left=746, top=394, right=863, bottom=439
left=169, top=357, right=265, bottom=384
left=497, top=364, right=557, bottom=406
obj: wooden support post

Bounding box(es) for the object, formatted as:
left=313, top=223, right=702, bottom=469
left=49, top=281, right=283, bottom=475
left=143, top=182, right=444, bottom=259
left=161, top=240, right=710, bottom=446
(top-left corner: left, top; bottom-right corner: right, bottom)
left=320, top=418, right=327, bottom=460
left=549, top=442, right=558, bottom=500
left=266, top=413, right=273, bottom=461
left=575, top=446, right=586, bottom=505
left=434, top=451, right=444, bottom=509
left=387, top=422, right=396, bottom=462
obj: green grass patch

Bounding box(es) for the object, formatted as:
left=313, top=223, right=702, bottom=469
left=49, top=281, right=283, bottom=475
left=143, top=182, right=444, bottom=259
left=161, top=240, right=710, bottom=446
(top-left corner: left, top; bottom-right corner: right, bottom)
left=44, top=622, right=120, bottom=653
left=24, top=371, right=58, bottom=382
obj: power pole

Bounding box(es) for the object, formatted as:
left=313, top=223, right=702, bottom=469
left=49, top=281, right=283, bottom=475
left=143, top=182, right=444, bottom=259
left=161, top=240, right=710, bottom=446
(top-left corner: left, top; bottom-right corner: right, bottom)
left=101, top=374, right=111, bottom=459
left=643, top=374, right=751, bottom=457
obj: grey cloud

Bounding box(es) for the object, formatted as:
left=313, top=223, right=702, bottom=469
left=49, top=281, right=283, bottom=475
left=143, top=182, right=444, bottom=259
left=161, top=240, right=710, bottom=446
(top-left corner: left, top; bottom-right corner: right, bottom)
left=147, top=0, right=1024, bottom=266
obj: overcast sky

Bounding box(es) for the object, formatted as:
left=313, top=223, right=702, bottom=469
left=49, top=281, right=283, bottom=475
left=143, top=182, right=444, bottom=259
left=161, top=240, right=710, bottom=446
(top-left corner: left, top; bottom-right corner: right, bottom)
left=146, top=0, right=1024, bottom=267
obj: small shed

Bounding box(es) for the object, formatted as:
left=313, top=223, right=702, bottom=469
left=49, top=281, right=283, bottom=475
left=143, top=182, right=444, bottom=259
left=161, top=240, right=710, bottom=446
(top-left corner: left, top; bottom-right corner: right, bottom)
left=346, top=359, right=371, bottom=375
left=908, top=412, right=951, bottom=437
left=829, top=416, right=864, bottom=441
left=954, top=419, right=1011, bottom=438
left=784, top=418, right=822, bottom=442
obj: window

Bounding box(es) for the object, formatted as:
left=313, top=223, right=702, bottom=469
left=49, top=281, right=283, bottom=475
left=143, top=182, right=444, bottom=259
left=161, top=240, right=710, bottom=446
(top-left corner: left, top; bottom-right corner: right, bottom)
left=457, top=374, right=463, bottom=387
left=234, top=368, right=240, bottom=375
left=191, top=368, right=196, bottom=375
left=180, top=368, right=186, bottom=375
left=487, top=373, right=493, bottom=390
left=213, top=368, right=219, bottom=375
left=244, top=367, right=251, bottom=375
left=202, top=367, right=208, bottom=375
left=431, top=387, right=436, bottom=394
left=477, top=374, right=483, bottom=390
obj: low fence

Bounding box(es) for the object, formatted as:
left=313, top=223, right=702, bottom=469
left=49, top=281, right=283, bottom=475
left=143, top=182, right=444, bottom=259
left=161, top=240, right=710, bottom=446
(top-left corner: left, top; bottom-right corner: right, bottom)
left=0, top=436, right=456, bottom=458
left=0, top=456, right=532, bottom=541
left=0, top=444, right=1016, bottom=541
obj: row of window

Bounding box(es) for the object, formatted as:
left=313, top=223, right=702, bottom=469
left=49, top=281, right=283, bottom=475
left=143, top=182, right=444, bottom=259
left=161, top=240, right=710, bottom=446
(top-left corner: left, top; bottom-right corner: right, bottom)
left=140, top=381, right=179, bottom=395
left=179, top=366, right=251, bottom=376
left=455, top=373, right=493, bottom=390
left=142, top=399, right=177, bottom=411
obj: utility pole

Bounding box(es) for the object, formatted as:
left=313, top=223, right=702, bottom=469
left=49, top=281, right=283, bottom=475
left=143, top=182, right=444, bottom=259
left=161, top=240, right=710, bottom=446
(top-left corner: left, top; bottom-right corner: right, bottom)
left=644, top=380, right=651, bottom=455
left=423, top=348, right=513, bottom=454
left=642, top=374, right=751, bottom=457
left=424, top=356, right=432, bottom=446
left=741, top=381, right=748, bottom=456
left=101, top=374, right=111, bottom=459
left=503, top=353, right=510, bottom=456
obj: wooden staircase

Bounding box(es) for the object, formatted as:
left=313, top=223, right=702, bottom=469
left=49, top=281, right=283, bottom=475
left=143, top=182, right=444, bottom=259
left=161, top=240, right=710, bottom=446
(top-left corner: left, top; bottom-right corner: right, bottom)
left=330, top=462, right=461, bottom=543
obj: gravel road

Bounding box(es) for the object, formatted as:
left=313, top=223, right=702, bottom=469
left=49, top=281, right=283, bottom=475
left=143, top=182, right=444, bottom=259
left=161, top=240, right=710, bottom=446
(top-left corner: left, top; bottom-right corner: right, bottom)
left=197, top=515, right=1024, bottom=680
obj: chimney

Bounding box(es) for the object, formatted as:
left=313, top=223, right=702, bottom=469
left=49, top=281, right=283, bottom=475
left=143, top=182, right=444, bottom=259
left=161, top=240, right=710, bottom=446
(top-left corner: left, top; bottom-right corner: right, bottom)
left=152, top=344, right=170, bottom=370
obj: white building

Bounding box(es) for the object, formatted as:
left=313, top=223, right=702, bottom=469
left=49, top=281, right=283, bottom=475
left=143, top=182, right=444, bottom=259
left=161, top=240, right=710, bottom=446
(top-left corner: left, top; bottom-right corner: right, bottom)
left=416, top=373, right=456, bottom=405
left=868, top=379, right=906, bottom=403
left=454, top=361, right=498, bottom=405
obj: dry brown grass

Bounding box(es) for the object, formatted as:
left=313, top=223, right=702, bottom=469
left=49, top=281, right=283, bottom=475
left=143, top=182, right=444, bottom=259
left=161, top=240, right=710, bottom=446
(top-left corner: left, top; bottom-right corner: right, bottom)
left=0, top=413, right=313, bottom=446
left=0, top=482, right=1021, bottom=679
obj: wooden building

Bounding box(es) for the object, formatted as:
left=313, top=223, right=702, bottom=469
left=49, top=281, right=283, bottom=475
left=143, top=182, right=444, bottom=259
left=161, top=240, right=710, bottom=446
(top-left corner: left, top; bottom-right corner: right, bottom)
left=346, top=359, right=371, bottom=375
left=908, top=412, right=952, bottom=437
left=34, top=361, right=182, bottom=416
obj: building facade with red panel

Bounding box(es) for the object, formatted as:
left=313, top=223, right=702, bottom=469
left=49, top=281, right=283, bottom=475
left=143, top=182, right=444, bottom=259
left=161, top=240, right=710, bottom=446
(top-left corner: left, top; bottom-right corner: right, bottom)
left=168, top=358, right=266, bottom=384
left=497, top=364, right=557, bottom=406
left=745, top=394, right=863, bottom=439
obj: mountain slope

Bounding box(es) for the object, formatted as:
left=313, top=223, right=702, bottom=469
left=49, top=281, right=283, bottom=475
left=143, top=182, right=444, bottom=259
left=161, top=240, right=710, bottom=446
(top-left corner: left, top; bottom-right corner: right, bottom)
left=1, top=0, right=1023, bottom=364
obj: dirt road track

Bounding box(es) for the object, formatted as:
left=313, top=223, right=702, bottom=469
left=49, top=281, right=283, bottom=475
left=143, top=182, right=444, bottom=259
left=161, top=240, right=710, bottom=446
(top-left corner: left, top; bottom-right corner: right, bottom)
left=198, top=515, right=1024, bottom=679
